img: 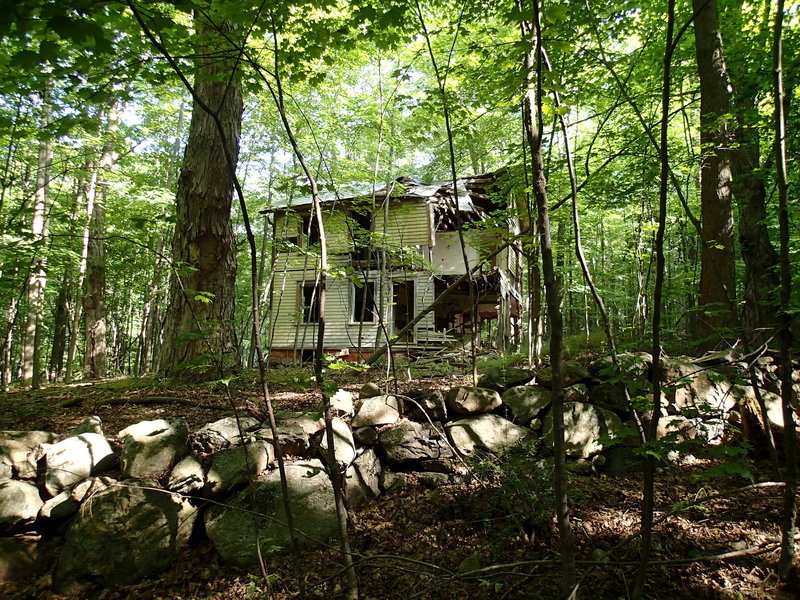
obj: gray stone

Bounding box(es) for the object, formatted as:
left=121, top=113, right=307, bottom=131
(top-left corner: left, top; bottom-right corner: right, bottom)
left=70, top=476, right=114, bottom=503
left=476, top=366, right=535, bottom=392
left=39, top=490, right=79, bottom=521
left=205, top=441, right=273, bottom=497
left=352, top=395, right=402, bottom=427
left=501, top=385, right=551, bottom=424
left=330, top=389, right=355, bottom=417
left=590, top=352, right=651, bottom=378
left=43, top=433, right=115, bottom=496
left=379, top=470, right=407, bottom=494
left=319, top=417, right=356, bottom=469
left=0, top=439, right=42, bottom=480
left=537, top=361, right=591, bottom=387
left=404, top=389, right=448, bottom=422
left=54, top=484, right=197, bottom=592
left=446, top=386, right=502, bottom=415
left=563, top=383, right=590, bottom=404
left=257, top=421, right=311, bottom=457
left=167, top=455, right=206, bottom=495
left=446, top=414, right=530, bottom=456
left=344, top=449, right=381, bottom=510
left=353, top=426, right=379, bottom=446
left=0, top=480, right=43, bottom=532
left=412, top=472, right=452, bottom=488
left=589, top=383, right=630, bottom=414
left=205, top=459, right=337, bottom=568
left=189, top=416, right=260, bottom=455
left=118, top=418, right=189, bottom=479
left=378, top=420, right=454, bottom=467
left=70, top=416, right=104, bottom=437
left=542, top=402, right=624, bottom=458
left=360, top=382, right=383, bottom=399
left=0, top=430, right=55, bottom=481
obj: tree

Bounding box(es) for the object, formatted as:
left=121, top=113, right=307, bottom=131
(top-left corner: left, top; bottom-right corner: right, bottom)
left=693, top=0, right=738, bottom=352
left=158, top=6, right=243, bottom=378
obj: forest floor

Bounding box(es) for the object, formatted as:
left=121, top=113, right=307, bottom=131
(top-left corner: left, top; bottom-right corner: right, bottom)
left=1, top=362, right=798, bottom=600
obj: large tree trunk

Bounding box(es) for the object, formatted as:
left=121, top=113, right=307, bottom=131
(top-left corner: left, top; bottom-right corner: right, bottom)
left=693, top=0, right=738, bottom=352
left=731, top=96, right=779, bottom=343
left=21, top=82, right=52, bottom=390
left=161, top=14, right=243, bottom=378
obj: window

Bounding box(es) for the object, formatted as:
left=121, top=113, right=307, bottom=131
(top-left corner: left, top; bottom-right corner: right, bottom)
left=352, top=282, right=376, bottom=323
left=350, top=209, right=373, bottom=261
left=301, top=214, right=320, bottom=246
left=301, top=283, right=319, bottom=323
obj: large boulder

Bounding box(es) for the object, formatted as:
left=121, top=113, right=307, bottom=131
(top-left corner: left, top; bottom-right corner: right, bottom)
left=542, top=402, right=625, bottom=458
left=0, top=480, right=43, bottom=532
left=537, top=361, right=591, bottom=387
left=42, top=433, right=115, bottom=496
left=319, top=417, right=357, bottom=469
left=70, top=416, right=104, bottom=437
left=53, top=483, right=197, bottom=591
left=446, top=414, right=530, bottom=456
left=260, top=412, right=324, bottom=457
left=477, top=366, right=535, bottom=393
left=205, top=459, right=337, bottom=568
left=446, top=387, right=502, bottom=415
left=205, top=441, right=273, bottom=497
left=501, top=385, right=551, bottom=424
left=117, top=418, right=188, bottom=479
left=189, top=416, right=260, bottom=455
left=343, top=449, right=381, bottom=510
left=378, top=420, right=454, bottom=468
left=352, top=395, right=402, bottom=428
left=660, top=357, right=737, bottom=419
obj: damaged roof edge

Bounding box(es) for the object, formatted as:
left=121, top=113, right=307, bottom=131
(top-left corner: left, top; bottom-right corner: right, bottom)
left=258, top=171, right=505, bottom=214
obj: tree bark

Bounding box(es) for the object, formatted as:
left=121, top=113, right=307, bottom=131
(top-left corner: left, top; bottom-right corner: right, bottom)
left=693, top=0, right=738, bottom=351
left=21, top=80, right=52, bottom=390
left=161, top=14, right=243, bottom=378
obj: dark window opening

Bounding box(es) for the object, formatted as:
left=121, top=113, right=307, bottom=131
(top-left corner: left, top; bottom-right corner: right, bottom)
left=350, top=209, right=373, bottom=261
left=352, top=282, right=376, bottom=323
left=301, top=283, right=319, bottom=323
left=301, top=214, right=320, bottom=246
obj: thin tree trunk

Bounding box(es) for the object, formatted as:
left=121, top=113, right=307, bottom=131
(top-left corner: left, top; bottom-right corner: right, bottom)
left=773, top=0, right=797, bottom=578
left=633, top=2, right=675, bottom=597
left=521, top=1, right=575, bottom=592
left=21, top=80, right=52, bottom=390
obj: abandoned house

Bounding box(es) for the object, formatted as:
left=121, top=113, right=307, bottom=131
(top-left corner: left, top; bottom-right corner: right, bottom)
left=261, top=172, right=522, bottom=362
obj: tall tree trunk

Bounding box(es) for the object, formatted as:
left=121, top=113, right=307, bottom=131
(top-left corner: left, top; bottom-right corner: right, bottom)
left=521, top=2, right=575, bottom=592
left=634, top=1, right=675, bottom=596
left=161, top=14, right=243, bottom=378
left=693, top=0, right=738, bottom=352
left=773, top=0, right=797, bottom=578
left=21, top=81, right=52, bottom=390
left=731, top=95, right=779, bottom=343
left=83, top=97, right=119, bottom=380
left=65, top=165, right=96, bottom=382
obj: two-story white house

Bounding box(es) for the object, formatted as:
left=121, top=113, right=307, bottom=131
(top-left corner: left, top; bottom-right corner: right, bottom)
left=261, top=172, right=522, bottom=362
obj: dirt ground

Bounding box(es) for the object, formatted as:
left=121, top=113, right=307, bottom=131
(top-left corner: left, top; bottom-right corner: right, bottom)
left=1, top=365, right=798, bottom=600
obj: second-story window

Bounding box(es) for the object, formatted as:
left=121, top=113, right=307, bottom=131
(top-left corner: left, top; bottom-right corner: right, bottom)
left=350, top=209, right=373, bottom=260
left=301, top=214, right=320, bottom=246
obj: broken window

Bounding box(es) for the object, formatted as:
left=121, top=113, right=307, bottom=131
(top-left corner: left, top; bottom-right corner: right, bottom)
left=301, top=214, right=320, bottom=246
left=301, top=283, right=319, bottom=323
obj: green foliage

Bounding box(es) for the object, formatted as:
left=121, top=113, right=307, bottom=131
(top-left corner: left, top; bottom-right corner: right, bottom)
left=468, top=440, right=555, bottom=541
